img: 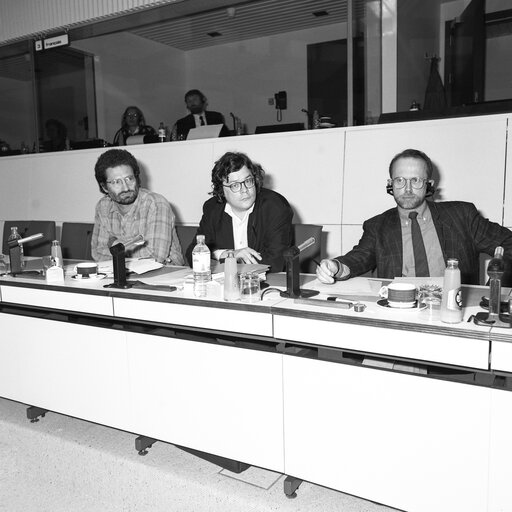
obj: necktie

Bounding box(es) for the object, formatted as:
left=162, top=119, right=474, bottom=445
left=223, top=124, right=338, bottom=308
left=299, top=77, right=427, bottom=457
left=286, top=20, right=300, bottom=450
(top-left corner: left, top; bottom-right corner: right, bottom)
left=409, top=211, right=429, bottom=277
left=200, top=116, right=205, bottom=126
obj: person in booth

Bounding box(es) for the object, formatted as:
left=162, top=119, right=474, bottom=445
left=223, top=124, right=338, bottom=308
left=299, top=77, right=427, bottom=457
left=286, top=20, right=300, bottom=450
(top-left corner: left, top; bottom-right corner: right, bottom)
left=172, top=89, right=229, bottom=140
left=113, top=106, right=157, bottom=146
left=185, top=151, right=293, bottom=272
left=91, top=148, right=184, bottom=265
left=316, top=148, right=512, bottom=285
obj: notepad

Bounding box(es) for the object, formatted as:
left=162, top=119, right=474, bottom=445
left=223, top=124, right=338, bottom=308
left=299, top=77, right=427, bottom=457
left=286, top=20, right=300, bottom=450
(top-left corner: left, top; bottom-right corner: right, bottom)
left=186, top=124, right=223, bottom=140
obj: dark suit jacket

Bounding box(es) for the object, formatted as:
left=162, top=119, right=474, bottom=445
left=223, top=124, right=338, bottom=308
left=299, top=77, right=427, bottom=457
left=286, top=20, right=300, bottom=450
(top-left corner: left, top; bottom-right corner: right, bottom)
left=186, top=188, right=293, bottom=273
left=338, top=201, right=512, bottom=285
left=175, top=111, right=229, bottom=140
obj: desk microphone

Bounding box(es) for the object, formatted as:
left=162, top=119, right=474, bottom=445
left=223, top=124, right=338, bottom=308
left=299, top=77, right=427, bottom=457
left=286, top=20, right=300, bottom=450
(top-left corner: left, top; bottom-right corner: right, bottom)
left=280, top=237, right=319, bottom=299
left=8, top=232, right=44, bottom=276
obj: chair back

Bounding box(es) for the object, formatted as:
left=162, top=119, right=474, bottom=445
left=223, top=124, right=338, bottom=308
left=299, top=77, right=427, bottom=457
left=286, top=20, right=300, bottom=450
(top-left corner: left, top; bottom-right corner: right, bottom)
left=176, top=225, right=198, bottom=262
left=61, top=222, right=94, bottom=260
left=293, top=224, right=322, bottom=274
left=2, top=220, right=56, bottom=256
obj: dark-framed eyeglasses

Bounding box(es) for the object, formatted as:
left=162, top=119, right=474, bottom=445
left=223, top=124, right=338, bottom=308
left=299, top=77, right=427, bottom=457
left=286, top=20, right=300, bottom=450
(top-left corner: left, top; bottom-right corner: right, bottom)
left=389, top=176, right=429, bottom=189
left=223, top=176, right=255, bottom=193
left=106, top=175, right=136, bottom=187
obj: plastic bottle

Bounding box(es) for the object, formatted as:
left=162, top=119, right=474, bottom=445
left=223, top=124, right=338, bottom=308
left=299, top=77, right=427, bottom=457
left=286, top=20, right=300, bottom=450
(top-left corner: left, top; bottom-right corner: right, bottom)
left=440, top=258, right=463, bottom=323
left=8, top=226, right=24, bottom=268
left=158, top=122, right=166, bottom=142
left=0, top=254, right=7, bottom=275
left=51, top=240, right=63, bottom=268
left=312, top=110, right=320, bottom=129
left=192, top=234, right=211, bottom=297
left=223, top=250, right=239, bottom=301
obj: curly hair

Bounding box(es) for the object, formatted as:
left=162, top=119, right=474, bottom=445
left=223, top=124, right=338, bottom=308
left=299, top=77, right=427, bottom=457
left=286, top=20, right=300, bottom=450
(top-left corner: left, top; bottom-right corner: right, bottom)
left=94, top=149, right=141, bottom=194
left=210, top=152, right=265, bottom=202
left=389, top=148, right=433, bottom=179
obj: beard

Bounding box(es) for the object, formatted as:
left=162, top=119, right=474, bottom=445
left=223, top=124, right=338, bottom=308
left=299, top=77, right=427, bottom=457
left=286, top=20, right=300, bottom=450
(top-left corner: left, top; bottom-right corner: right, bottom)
left=110, top=187, right=138, bottom=205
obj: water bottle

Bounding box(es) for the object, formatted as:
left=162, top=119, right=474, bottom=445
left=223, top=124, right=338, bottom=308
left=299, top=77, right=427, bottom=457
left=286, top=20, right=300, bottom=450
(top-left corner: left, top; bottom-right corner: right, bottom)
left=192, top=235, right=211, bottom=297
left=312, top=110, right=320, bottom=129
left=8, top=226, right=24, bottom=268
left=0, top=254, right=7, bottom=275
left=51, top=240, right=63, bottom=268
left=158, top=122, right=166, bottom=142
left=440, top=258, right=463, bottom=323
left=223, top=250, right=239, bottom=301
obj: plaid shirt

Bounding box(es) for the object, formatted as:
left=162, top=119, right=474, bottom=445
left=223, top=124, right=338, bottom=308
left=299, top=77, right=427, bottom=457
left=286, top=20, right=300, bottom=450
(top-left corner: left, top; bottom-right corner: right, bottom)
left=91, top=188, right=184, bottom=265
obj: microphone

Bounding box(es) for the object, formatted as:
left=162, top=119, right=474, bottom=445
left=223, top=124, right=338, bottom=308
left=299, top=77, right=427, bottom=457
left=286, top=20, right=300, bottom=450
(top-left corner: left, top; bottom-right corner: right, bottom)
left=15, top=233, right=44, bottom=246
left=297, top=237, right=315, bottom=253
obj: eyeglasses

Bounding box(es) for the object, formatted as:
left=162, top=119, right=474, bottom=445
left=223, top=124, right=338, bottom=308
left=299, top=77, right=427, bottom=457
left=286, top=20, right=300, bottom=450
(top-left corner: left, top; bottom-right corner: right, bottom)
left=126, top=113, right=140, bottom=119
left=223, top=176, right=255, bottom=193
left=389, top=176, right=428, bottom=189
left=106, top=175, right=136, bottom=187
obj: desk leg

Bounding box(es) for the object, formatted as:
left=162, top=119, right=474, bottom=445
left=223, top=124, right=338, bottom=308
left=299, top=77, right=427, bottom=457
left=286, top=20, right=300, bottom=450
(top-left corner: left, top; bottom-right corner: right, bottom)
left=135, top=435, right=157, bottom=456
left=284, top=475, right=302, bottom=499
left=26, top=406, right=48, bottom=423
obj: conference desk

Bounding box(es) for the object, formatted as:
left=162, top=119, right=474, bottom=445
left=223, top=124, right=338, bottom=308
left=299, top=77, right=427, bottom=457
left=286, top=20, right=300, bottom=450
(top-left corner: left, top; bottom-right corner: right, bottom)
left=1, top=268, right=511, bottom=512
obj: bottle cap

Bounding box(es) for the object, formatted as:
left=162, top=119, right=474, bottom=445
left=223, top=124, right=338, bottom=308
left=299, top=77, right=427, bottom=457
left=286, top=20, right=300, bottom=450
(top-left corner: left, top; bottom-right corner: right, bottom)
left=196, top=234, right=205, bottom=243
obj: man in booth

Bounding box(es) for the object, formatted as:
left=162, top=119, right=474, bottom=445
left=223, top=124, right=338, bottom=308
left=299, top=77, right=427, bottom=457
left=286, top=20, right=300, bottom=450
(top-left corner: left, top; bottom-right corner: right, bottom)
left=316, top=148, right=512, bottom=285
left=172, top=89, right=229, bottom=140
left=91, top=148, right=184, bottom=265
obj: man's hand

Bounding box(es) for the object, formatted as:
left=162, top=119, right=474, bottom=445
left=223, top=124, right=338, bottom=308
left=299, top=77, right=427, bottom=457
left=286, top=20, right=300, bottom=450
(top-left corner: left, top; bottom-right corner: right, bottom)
left=316, top=258, right=350, bottom=284
left=221, top=248, right=262, bottom=264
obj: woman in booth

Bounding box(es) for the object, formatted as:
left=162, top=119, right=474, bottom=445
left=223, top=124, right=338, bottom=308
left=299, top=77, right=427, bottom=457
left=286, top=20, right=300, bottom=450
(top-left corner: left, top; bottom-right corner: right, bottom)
left=186, top=151, right=293, bottom=273
left=113, top=106, right=157, bottom=146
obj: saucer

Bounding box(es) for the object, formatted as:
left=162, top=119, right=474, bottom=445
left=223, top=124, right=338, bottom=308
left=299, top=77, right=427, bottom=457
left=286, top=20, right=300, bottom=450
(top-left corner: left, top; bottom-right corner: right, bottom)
left=377, top=299, right=426, bottom=311
left=72, top=273, right=106, bottom=281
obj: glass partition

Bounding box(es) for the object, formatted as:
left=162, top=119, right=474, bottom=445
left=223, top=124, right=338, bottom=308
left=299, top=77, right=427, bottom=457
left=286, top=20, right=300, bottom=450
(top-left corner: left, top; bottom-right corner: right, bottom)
left=1, top=0, right=511, bottom=156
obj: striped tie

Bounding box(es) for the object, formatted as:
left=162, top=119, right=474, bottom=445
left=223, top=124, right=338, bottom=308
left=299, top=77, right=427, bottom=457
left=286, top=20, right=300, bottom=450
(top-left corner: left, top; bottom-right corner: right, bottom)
left=409, top=211, right=429, bottom=277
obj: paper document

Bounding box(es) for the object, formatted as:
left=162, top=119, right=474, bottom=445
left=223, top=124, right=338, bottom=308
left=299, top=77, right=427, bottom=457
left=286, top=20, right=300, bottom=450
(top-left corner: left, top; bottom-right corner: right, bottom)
left=393, top=276, right=444, bottom=287
left=309, top=276, right=381, bottom=296
left=97, top=258, right=163, bottom=275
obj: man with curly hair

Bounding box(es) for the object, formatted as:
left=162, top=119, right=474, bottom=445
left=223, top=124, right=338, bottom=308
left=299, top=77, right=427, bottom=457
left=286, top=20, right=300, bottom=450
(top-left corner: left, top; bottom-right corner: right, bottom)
left=186, top=151, right=293, bottom=272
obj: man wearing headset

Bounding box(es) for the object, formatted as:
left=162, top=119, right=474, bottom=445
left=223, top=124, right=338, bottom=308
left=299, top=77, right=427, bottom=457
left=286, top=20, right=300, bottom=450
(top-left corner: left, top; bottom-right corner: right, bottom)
left=173, top=89, right=229, bottom=140
left=316, top=148, right=512, bottom=285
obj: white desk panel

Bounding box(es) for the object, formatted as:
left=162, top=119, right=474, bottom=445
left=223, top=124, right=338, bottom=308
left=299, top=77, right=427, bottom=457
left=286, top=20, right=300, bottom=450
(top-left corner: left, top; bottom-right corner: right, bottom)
left=113, top=297, right=273, bottom=336
left=0, top=313, right=131, bottom=430
left=274, top=315, right=489, bottom=368
left=489, top=337, right=512, bottom=372
left=283, top=356, right=491, bottom=512
left=488, top=388, right=512, bottom=512
left=127, top=332, right=284, bottom=472
left=0, top=285, right=113, bottom=316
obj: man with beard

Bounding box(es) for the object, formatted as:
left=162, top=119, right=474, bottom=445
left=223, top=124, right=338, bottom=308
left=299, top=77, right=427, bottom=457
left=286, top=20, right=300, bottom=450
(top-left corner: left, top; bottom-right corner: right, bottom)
left=172, top=89, right=229, bottom=140
left=91, top=149, right=184, bottom=264
left=316, top=148, right=512, bottom=285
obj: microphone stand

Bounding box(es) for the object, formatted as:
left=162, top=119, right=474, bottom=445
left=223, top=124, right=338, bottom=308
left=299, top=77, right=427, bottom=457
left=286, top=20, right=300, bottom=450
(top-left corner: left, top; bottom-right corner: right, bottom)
left=103, top=235, right=144, bottom=289
left=8, top=233, right=44, bottom=276
left=473, top=246, right=511, bottom=328
left=280, top=237, right=320, bottom=299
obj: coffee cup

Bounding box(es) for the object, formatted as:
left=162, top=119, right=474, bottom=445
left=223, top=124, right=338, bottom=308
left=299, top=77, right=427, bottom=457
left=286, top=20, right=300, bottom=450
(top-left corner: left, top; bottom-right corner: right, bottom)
left=74, top=262, right=98, bottom=278
left=380, top=282, right=416, bottom=307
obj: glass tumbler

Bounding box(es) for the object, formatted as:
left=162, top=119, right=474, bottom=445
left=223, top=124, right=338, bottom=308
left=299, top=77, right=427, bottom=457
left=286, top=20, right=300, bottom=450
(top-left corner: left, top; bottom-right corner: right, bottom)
left=239, top=272, right=261, bottom=303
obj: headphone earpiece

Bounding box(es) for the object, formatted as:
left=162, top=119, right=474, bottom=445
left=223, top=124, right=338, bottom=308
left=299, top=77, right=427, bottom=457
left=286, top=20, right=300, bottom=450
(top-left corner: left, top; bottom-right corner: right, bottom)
left=386, top=183, right=394, bottom=195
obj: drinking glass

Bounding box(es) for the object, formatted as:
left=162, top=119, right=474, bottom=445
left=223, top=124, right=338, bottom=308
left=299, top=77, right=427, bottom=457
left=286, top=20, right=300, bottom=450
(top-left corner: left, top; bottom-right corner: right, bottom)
left=239, top=272, right=261, bottom=303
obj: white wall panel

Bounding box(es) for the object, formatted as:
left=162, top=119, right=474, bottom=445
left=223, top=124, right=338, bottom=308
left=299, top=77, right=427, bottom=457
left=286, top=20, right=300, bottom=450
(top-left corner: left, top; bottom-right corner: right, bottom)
left=214, top=129, right=345, bottom=226
left=343, top=115, right=509, bottom=225
left=504, top=116, right=512, bottom=227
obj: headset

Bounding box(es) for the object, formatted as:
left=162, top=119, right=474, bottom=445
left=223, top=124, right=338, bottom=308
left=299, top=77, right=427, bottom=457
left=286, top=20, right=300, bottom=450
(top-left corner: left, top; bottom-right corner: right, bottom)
left=386, top=179, right=435, bottom=197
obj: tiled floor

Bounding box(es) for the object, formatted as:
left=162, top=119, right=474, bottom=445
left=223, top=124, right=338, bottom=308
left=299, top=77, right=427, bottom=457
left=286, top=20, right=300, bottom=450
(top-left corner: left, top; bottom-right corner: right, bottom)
left=0, top=397, right=398, bottom=512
